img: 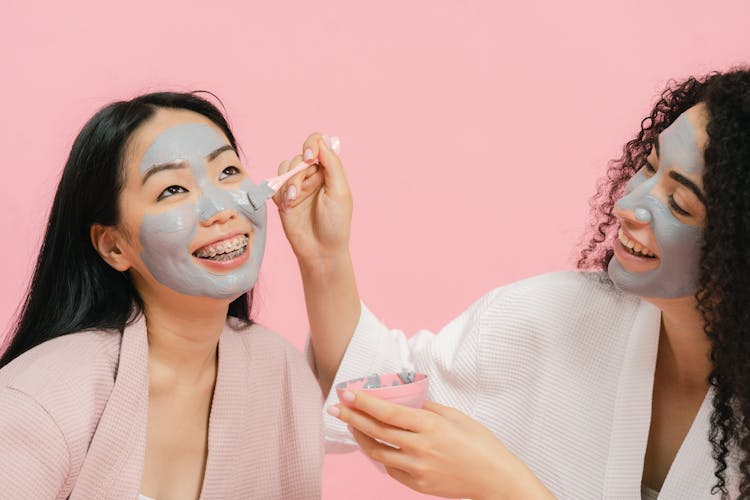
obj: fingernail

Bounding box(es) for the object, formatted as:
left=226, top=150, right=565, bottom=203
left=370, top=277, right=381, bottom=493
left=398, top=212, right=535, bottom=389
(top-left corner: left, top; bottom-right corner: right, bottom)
left=330, top=136, right=341, bottom=154
left=322, top=134, right=332, bottom=149
left=326, top=405, right=340, bottom=417
left=286, top=185, right=297, bottom=202
left=304, top=148, right=314, bottom=161
left=343, top=390, right=355, bottom=402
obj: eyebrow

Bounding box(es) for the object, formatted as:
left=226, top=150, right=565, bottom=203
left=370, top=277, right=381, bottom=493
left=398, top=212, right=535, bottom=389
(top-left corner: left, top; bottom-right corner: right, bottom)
left=207, top=144, right=235, bottom=161
left=142, top=161, right=187, bottom=185
left=141, top=145, right=236, bottom=185
left=669, top=171, right=707, bottom=205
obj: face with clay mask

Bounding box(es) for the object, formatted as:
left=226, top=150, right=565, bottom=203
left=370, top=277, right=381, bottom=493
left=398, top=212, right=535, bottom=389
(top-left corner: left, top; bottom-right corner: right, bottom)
left=111, top=108, right=270, bottom=301
left=608, top=104, right=709, bottom=299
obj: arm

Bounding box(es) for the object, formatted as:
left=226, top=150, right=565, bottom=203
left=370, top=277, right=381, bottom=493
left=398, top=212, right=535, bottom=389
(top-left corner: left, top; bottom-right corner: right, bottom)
left=0, top=387, right=70, bottom=498
left=274, top=133, right=359, bottom=394
left=331, top=391, right=556, bottom=500
left=277, top=134, right=495, bottom=399
left=299, top=251, right=360, bottom=395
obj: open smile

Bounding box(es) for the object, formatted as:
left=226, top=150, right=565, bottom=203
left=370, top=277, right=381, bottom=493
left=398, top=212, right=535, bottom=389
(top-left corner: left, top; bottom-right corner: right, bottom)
left=617, top=228, right=657, bottom=259
left=190, top=232, right=253, bottom=271
left=613, top=227, right=661, bottom=272
left=193, top=233, right=249, bottom=261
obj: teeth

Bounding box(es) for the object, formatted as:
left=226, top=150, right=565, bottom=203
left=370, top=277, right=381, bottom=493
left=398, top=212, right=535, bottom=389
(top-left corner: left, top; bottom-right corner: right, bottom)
left=618, top=229, right=656, bottom=258
left=194, top=235, right=249, bottom=259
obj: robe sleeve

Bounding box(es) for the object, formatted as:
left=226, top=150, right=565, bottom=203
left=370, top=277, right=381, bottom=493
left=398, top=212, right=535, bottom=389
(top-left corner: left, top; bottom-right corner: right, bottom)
left=316, top=287, right=505, bottom=452
left=0, top=387, right=70, bottom=498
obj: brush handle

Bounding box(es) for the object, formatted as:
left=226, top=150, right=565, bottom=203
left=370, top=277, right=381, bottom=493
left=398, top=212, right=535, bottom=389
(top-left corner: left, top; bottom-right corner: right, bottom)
left=266, top=160, right=313, bottom=192
left=264, top=136, right=340, bottom=193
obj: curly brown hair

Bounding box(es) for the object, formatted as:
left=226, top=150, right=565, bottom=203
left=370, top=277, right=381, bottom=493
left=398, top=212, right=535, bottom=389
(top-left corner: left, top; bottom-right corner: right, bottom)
left=578, top=67, right=750, bottom=498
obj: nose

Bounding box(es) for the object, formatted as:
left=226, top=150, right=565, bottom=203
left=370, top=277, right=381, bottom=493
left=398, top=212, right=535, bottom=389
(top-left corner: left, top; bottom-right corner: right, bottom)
left=633, top=207, right=652, bottom=223
left=614, top=196, right=653, bottom=228
left=615, top=170, right=658, bottom=226
left=198, top=189, right=234, bottom=224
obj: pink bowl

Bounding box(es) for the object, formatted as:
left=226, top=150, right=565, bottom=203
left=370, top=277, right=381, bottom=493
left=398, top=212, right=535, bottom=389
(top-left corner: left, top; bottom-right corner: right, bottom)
left=336, top=371, right=429, bottom=409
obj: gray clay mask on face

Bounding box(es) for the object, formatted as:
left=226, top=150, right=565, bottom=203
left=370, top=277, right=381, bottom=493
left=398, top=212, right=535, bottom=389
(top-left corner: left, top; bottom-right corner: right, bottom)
left=138, top=123, right=271, bottom=299
left=608, top=111, right=705, bottom=299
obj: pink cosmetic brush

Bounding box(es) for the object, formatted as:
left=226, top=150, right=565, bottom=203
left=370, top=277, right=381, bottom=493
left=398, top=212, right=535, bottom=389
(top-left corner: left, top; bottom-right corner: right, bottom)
left=247, top=137, right=340, bottom=210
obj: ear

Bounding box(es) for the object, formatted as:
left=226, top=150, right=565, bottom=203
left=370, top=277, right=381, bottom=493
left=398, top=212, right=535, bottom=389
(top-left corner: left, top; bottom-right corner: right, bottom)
left=90, top=223, right=132, bottom=272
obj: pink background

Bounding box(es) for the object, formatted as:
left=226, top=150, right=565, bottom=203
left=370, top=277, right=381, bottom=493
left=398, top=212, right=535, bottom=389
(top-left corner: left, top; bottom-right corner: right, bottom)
left=1, top=1, right=748, bottom=498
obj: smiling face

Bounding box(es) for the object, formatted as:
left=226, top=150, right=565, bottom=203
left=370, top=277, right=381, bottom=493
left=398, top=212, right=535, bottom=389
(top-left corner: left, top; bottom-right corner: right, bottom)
left=113, top=108, right=268, bottom=300
left=608, top=104, right=708, bottom=299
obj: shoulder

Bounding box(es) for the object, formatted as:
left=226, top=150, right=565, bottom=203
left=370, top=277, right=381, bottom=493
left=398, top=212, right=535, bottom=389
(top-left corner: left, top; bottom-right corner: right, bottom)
left=0, top=329, right=121, bottom=434
left=0, top=329, right=121, bottom=397
left=0, top=329, right=121, bottom=474
left=227, top=321, right=323, bottom=408
left=474, top=270, right=644, bottom=349
left=481, top=270, right=638, bottom=317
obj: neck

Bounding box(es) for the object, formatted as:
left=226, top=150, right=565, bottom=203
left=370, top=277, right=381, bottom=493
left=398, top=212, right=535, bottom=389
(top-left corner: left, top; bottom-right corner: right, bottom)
left=141, top=291, right=230, bottom=390
left=648, top=295, right=712, bottom=391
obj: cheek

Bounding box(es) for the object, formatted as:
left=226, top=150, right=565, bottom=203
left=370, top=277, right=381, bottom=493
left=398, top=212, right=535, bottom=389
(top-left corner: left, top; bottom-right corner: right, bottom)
left=230, top=180, right=268, bottom=227
left=656, top=220, right=700, bottom=251
left=139, top=204, right=199, bottom=255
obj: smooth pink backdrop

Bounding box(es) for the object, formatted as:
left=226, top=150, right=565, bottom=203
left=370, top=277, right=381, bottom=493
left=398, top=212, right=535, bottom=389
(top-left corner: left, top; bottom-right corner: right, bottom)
left=1, top=1, right=748, bottom=498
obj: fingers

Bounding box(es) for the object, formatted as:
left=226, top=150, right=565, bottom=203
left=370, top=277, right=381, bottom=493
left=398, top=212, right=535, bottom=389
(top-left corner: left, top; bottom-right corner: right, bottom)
left=272, top=159, right=292, bottom=207
left=277, top=155, right=321, bottom=211
left=301, top=132, right=340, bottom=157
left=422, top=400, right=462, bottom=419
left=302, top=133, right=324, bottom=162
left=274, top=132, right=344, bottom=212
left=335, top=403, right=416, bottom=450
left=277, top=154, right=306, bottom=209
left=297, top=166, right=323, bottom=200
left=349, top=427, right=415, bottom=472
left=315, top=135, right=348, bottom=196
left=349, top=391, right=428, bottom=432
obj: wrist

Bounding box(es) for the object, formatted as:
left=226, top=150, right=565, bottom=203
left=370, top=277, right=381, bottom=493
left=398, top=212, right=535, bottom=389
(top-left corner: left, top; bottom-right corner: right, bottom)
left=298, top=251, right=353, bottom=281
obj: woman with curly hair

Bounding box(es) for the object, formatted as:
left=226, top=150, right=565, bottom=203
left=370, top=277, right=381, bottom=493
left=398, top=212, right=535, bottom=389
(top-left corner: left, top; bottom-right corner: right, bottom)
left=276, top=67, right=750, bottom=498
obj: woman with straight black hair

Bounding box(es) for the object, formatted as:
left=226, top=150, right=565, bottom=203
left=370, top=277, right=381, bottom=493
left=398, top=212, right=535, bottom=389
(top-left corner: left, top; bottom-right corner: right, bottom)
left=0, top=92, right=324, bottom=499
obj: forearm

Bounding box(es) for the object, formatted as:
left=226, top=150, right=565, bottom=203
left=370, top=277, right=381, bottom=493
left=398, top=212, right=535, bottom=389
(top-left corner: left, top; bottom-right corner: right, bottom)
left=299, top=252, right=361, bottom=394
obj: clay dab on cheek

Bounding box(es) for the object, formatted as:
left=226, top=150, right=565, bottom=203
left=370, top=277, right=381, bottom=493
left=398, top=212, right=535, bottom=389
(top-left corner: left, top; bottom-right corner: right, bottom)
left=137, top=123, right=268, bottom=299
left=608, top=110, right=705, bottom=299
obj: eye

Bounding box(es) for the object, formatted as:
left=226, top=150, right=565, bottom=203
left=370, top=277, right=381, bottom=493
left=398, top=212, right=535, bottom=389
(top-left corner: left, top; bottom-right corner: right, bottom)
left=219, top=166, right=241, bottom=181
left=669, top=194, right=690, bottom=217
left=157, top=185, right=188, bottom=201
